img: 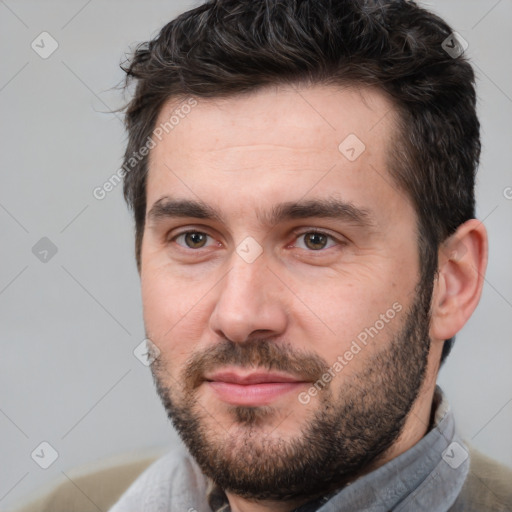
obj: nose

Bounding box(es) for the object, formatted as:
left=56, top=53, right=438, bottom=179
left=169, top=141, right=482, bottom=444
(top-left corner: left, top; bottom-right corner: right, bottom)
left=209, top=255, right=288, bottom=343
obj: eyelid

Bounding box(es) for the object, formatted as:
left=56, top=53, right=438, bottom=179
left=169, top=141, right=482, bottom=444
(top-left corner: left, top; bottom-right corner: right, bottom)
left=291, top=227, right=347, bottom=245
left=166, top=224, right=216, bottom=240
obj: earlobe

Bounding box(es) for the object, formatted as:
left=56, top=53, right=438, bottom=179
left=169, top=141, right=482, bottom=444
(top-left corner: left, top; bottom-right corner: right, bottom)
left=430, top=219, right=488, bottom=341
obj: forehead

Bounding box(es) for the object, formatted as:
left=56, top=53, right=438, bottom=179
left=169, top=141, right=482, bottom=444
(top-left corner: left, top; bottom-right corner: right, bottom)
left=152, top=83, right=396, bottom=156
left=146, top=84, right=405, bottom=222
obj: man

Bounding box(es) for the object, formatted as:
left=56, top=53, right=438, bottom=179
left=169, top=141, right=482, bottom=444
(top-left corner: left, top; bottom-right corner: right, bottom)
left=110, top=0, right=512, bottom=510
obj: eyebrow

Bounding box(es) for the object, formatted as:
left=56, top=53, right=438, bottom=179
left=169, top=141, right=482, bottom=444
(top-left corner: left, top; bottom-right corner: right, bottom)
left=267, top=199, right=374, bottom=228
left=147, top=197, right=223, bottom=224
left=146, top=196, right=374, bottom=229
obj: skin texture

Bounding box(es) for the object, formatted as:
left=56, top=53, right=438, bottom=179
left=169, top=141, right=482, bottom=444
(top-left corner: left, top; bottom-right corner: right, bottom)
left=140, top=84, right=488, bottom=512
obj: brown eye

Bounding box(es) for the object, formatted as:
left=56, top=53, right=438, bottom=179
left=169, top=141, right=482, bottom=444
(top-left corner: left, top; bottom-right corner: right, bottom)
left=180, top=232, right=209, bottom=248
left=303, top=232, right=328, bottom=250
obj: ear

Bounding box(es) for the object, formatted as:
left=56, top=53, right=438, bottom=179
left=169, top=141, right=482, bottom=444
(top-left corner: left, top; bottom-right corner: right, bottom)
left=430, top=219, right=488, bottom=341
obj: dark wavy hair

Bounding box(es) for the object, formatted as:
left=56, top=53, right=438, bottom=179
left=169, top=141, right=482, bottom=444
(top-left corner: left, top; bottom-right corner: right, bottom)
left=121, top=0, right=480, bottom=364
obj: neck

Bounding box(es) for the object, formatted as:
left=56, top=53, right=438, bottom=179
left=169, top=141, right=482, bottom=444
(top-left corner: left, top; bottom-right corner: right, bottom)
left=225, top=495, right=309, bottom=512
left=372, top=346, right=441, bottom=469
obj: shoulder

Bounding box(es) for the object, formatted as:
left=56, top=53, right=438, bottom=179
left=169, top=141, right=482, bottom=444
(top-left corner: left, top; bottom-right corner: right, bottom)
left=450, top=447, right=512, bottom=512
left=108, top=444, right=211, bottom=512
left=9, top=448, right=166, bottom=512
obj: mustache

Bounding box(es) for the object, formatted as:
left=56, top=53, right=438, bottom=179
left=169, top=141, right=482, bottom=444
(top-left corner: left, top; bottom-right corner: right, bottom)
left=182, top=339, right=329, bottom=390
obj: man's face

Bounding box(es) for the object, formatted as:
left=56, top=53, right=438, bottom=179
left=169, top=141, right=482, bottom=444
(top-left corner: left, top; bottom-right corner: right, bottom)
left=141, top=85, right=432, bottom=499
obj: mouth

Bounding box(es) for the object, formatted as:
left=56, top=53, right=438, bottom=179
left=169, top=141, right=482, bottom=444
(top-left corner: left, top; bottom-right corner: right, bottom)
left=203, top=369, right=309, bottom=406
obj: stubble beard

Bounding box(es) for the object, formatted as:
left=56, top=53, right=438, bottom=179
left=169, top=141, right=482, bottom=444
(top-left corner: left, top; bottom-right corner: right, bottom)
left=150, top=282, right=432, bottom=501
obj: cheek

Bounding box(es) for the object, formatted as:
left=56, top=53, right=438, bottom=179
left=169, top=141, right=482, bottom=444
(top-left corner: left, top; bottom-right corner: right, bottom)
left=289, top=265, right=409, bottom=367
left=141, top=265, right=213, bottom=358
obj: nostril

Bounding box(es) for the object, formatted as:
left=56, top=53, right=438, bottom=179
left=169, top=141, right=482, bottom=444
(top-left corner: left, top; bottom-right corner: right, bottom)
left=250, top=329, right=275, bottom=339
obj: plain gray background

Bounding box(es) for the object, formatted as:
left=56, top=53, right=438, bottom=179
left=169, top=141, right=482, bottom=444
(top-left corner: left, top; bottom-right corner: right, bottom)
left=1, top=0, right=511, bottom=508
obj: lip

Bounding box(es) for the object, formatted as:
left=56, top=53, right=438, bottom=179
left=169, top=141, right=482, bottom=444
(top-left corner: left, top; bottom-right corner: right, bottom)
left=204, top=369, right=308, bottom=406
